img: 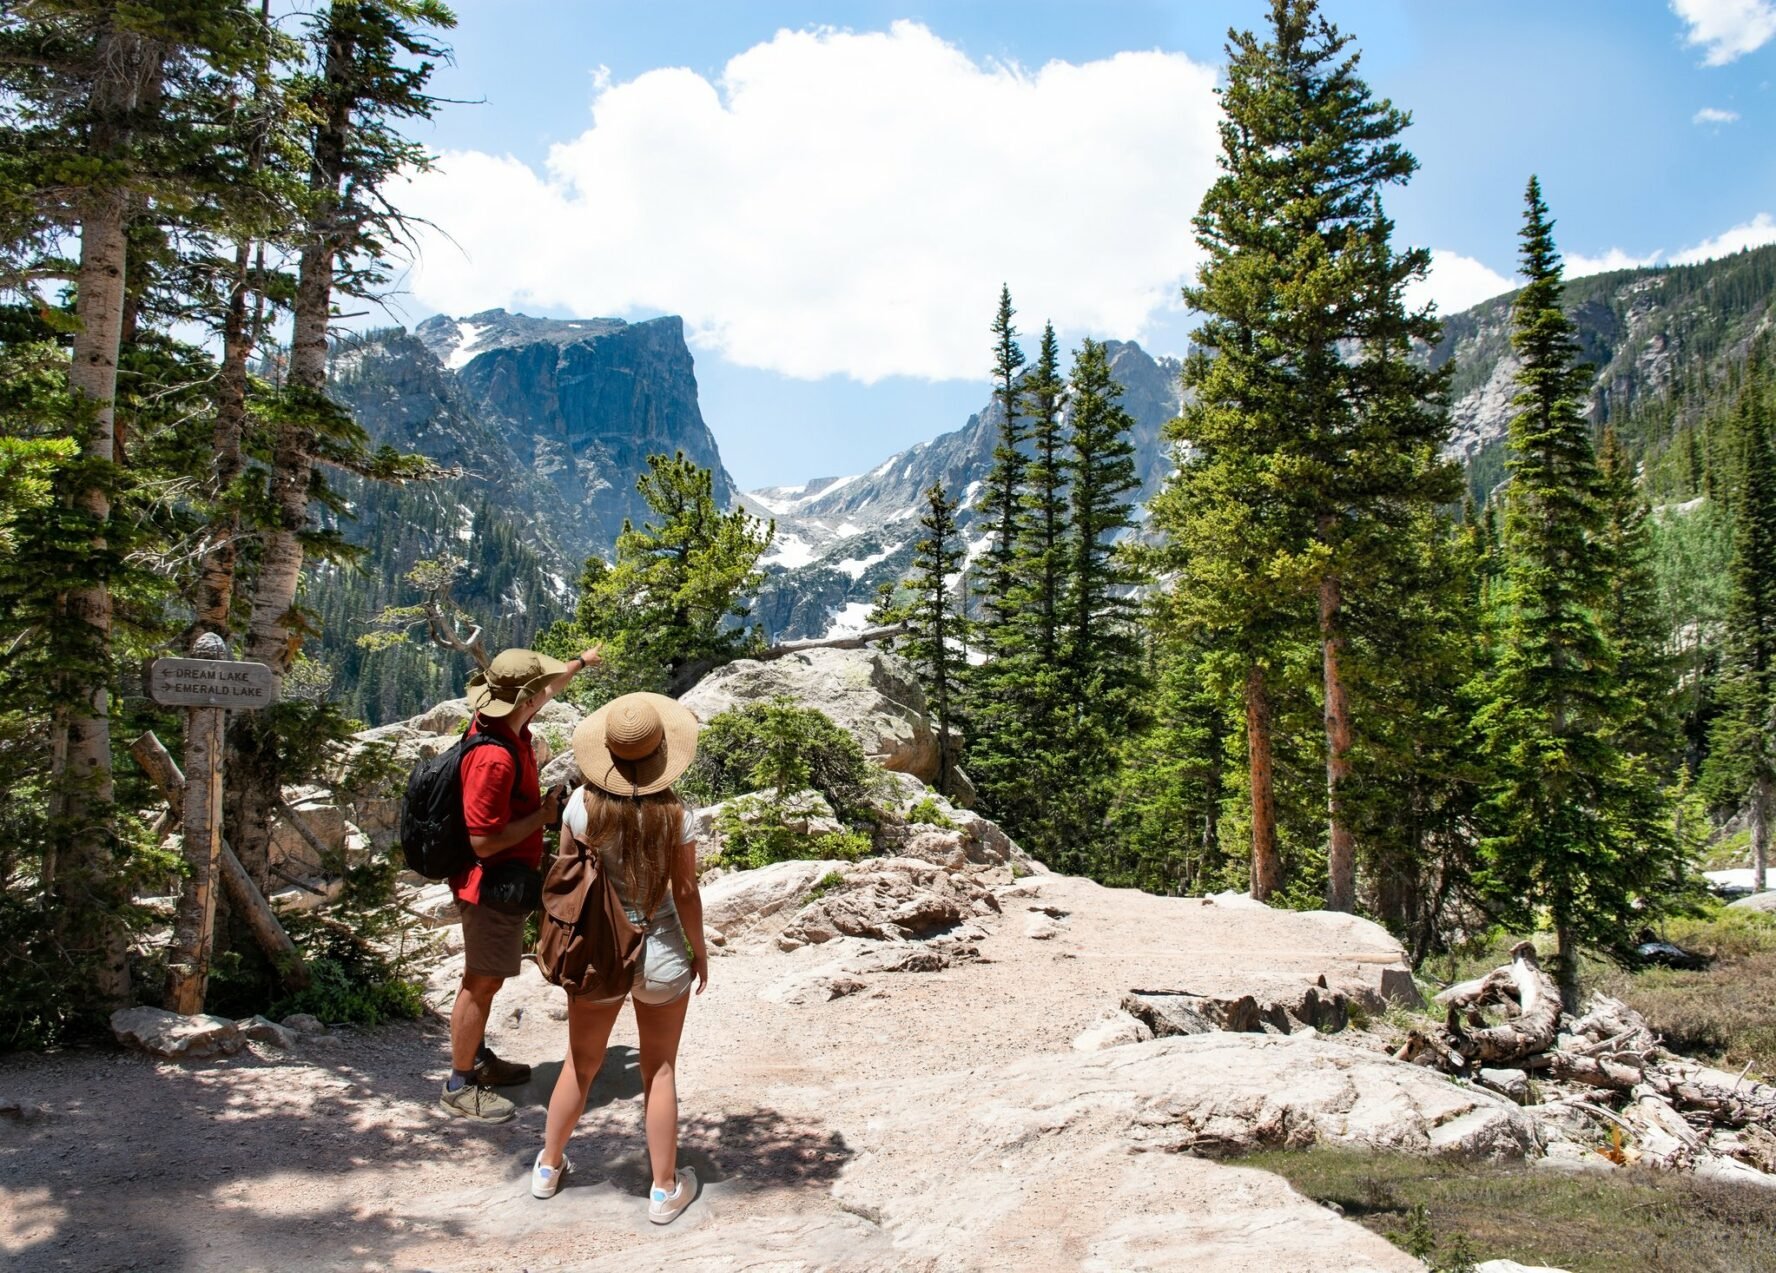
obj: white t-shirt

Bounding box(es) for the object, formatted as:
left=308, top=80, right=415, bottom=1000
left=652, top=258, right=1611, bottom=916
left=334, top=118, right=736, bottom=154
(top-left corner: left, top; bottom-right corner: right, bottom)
left=561, top=786, right=694, bottom=923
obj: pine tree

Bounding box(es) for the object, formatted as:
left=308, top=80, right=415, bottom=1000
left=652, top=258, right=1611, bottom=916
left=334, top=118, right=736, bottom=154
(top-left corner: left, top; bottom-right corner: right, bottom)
left=1702, top=384, right=1776, bottom=893
left=1598, top=426, right=1679, bottom=767
left=979, top=284, right=1027, bottom=621
left=556, top=452, right=774, bottom=696
left=230, top=0, right=454, bottom=887
left=1475, top=177, right=1678, bottom=1006
left=902, top=483, right=968, bottom=798
left=971, top=322, right=1067, bottom=845
left=965, top=288, right=1033, bottom=831
left=1051, top=338, right=1145, bottom=871
left=1161, top=0, right=1449, bottom=904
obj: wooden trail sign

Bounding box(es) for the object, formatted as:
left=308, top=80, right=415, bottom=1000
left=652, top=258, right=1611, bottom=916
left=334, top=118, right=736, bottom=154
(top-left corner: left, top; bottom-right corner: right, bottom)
left=148, top=638, right=281, bottom=1013
left=148, top=656, right=276, bottom=709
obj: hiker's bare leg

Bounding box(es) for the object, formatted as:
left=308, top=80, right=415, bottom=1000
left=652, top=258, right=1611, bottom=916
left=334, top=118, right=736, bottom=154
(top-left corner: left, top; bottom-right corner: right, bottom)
left=542, top=995, right=623, bottom=1168
left=450, top=972, right=504, bottom=1072
left=635, top=994, right=691, bottom=1189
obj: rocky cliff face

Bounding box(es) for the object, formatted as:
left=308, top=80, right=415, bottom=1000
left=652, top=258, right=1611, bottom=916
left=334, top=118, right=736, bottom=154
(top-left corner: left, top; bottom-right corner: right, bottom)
left=416, top=309, right=738, bottom=561
left=1432, top=243, right=1776, bottom=466
left=748, top=339, right=1183, bottom=640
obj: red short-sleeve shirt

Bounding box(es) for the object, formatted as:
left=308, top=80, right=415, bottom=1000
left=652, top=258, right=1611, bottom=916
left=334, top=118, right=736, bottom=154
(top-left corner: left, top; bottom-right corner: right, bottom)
left=450, top=714, right=543, bottom=906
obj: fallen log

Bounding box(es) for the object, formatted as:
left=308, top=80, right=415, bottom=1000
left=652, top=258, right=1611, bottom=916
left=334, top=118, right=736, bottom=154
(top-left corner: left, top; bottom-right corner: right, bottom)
left=1434, top=940, right=1562, bottom=1066
left=130, top=732, right=310, bottom=990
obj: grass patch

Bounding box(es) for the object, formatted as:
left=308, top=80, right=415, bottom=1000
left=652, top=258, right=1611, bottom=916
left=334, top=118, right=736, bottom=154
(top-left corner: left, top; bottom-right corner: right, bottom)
left=1242, top=1146, right=1776, bottom=1272
left=800, top=870, right=848, bottom=906
left=1597, top=907, right=1776, bottom=1081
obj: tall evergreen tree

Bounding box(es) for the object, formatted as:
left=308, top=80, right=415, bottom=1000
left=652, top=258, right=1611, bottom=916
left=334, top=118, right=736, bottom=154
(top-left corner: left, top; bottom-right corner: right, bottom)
left=1050, top=338, right=1144, bottom=870
left=229, top=0, right=454, bottom=887
left=903, top=483, right=968, bottom=798
left=1161, top=0, right=1449, bottom=905
left=1475, top=177, right=1678, bottom=1006
left=1702, top=384, right=1776, bottom=893
left=979, top=284, right=1027, bottom=622
left=971, top=322, right=1067, bottom=844
left=1598, top=425, right=1679, bottom=767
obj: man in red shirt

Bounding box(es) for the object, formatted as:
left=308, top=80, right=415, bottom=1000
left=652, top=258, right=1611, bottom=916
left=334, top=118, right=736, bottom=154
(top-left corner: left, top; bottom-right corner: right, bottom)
left=441, top=644, right=601, bottom=1123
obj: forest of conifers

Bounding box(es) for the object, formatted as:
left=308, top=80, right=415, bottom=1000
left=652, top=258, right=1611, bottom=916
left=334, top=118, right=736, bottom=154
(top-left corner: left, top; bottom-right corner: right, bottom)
left=2, top=0, right=1772, bottom=1043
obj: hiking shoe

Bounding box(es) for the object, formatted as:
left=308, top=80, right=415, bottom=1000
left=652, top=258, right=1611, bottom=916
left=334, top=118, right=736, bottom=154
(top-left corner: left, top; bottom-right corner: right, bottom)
left=472, top=1049, right=531, bottom=1087
left=531, top=1150, right=571, bottom=1199
left=648, top=1167, right=696, bottom=1225
left=439, top=1080, right=515, bottom=1123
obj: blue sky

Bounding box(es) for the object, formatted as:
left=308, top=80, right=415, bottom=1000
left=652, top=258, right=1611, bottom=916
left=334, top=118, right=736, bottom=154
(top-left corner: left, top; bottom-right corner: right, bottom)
left=392, top=2, right=1776, bottom=490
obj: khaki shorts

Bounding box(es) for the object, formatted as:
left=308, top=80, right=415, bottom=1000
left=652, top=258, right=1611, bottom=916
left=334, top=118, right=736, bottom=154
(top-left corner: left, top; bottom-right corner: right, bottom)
left=459, top=901, right=526, bottom=979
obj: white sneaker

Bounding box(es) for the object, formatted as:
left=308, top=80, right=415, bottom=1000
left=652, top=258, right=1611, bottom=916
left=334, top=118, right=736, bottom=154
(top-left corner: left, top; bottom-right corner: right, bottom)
left=648, top=1167, right=696, bottom=1224
left=531, top=1150, right=571, bottom=1199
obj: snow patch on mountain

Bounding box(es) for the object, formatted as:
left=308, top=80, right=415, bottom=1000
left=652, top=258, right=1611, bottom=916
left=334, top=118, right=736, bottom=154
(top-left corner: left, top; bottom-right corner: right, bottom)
left=443, top=321, right=487, bottom=371
left=822, top=601, right=875, bottom=638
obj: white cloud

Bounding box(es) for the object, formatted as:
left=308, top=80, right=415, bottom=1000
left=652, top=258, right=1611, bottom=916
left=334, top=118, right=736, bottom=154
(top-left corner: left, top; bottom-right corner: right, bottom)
left=1406, top=250, right=1514, bottom=315
left=1567, top=247, right=1663, bottom=278
left=1671, top=211, right=1776, bottom=262
left=1671, top=0, right=1776, bottom=66
left=1692, top=105, right=1741, bottom=123
left=398, top=22, right=1221, bottom=382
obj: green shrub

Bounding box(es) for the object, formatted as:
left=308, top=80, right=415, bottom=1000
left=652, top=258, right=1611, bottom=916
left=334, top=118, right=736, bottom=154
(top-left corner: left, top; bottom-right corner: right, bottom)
left=267, top=850, right=433, bottom=1028
left=905, top=794, right=956, bottom=828
left=712, top=794, right=873, bottom=871
left=680, top=698, right=880, bottom=824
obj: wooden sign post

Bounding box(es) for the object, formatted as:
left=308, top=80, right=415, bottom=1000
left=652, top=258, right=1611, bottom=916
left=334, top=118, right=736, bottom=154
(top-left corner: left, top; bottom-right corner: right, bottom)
left=150, top=635, right=276, bottom=1014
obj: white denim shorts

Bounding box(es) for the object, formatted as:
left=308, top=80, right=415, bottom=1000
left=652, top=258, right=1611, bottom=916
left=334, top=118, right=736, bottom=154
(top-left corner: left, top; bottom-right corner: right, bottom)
left=580, top=908, right=693, bottom=1007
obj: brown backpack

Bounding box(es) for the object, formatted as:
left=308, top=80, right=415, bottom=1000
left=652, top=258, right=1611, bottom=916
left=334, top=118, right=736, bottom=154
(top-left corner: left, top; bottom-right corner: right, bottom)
left=536, top=829, right=670, bottom=999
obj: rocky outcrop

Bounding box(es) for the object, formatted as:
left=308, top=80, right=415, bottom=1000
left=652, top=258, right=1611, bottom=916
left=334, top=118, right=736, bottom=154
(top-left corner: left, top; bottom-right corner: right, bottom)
left=680, top=646, right=939, bottom=780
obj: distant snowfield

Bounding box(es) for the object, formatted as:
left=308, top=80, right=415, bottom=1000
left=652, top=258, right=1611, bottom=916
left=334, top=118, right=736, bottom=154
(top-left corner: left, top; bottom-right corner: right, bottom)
left=822, top=601, right=875, bottom=638
left=835, top=544, right=900, bottom=580
left=443, top=321, right=486, bottom=371
left=762, top=532, right=818, bottom=570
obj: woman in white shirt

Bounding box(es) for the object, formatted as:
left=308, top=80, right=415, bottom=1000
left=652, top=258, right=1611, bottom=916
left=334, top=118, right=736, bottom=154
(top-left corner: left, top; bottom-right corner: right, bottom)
left=531, top=692, right=709, bottom=1225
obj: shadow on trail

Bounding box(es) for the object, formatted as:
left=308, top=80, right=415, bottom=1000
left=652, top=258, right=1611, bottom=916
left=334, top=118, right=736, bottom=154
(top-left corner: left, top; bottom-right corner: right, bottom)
left=506, top=1043, right=642, bottom=1112
left=0, top=1023, right=853, bottom=1272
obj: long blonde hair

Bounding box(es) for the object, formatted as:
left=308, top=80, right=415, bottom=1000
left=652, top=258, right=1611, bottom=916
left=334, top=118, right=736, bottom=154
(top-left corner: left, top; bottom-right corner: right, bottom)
left=578, top=786, right=683, bottom=902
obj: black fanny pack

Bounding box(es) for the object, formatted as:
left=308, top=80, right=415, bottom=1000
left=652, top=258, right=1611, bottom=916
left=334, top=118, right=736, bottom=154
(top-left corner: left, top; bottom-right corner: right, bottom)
left=478, top=860, right=543, bottom=914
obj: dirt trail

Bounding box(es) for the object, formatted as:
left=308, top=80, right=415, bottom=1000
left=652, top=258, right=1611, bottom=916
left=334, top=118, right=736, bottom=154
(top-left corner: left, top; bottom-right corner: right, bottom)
left=1, top=875, right=1420, bottom=1272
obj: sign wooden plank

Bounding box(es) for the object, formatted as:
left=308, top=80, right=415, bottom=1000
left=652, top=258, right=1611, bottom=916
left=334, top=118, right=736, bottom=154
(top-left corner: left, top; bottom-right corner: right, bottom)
left=147, top=657, right=277, bottom=709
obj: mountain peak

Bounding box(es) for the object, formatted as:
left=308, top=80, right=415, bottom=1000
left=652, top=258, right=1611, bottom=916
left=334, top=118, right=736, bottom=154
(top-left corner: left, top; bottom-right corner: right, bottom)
left=415, top=309, right=690, bottom=371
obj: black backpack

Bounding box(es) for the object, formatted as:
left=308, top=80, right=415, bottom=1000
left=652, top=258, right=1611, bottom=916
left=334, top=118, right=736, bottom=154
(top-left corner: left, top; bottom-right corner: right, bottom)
left=398, top=727, right=521, bottom=880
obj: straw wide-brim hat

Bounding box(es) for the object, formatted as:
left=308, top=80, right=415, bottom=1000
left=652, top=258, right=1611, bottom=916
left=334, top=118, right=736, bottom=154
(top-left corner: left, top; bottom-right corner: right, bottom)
left=572, top=692, right=699, bottom=797
left=466, top=648, right=569, bottom=719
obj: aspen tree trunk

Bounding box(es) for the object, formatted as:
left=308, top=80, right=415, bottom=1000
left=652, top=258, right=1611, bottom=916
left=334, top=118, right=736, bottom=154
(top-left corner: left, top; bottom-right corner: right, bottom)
left=1753, top=773, right=1771, bottom=896
left=192, top=239, right=253, bottom=635
left=193, top=2, right=270, bottom=638
left=231, top=11, right=354, bottom=886
left=1245, top=663, right=1282, bottom=902
left=52, top=25, right=161, bottom=1006
left=1320, top=570, right=1357, bottom=912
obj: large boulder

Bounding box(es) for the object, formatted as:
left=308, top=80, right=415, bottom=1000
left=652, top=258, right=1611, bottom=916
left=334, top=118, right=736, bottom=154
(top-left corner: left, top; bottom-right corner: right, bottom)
left=1728, top=891, right=1776, bottom=913
left=680, top=646, right=939, bottom=781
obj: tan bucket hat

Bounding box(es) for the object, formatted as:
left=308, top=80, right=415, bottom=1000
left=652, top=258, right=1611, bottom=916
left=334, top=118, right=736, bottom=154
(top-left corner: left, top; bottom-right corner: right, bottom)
left=572, top=692, right=699, bottom=797
left=466, top=648, right=568, bottom=719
